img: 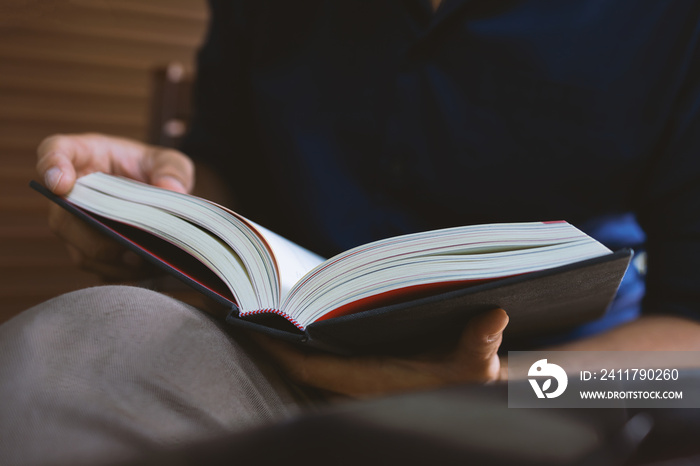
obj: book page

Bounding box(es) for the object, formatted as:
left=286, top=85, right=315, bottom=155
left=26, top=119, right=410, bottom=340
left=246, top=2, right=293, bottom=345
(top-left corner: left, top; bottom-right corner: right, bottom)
left=65, top=182, right=260, bottom=311
left=78, top=172, right=326, bottom=307
left=75, top=173, right=281, bottom=308
left=281, top=222, right=613, bottom=329
left=244, top=220, right=326, bottom=300
left=203, top=200, right=326, bottom=300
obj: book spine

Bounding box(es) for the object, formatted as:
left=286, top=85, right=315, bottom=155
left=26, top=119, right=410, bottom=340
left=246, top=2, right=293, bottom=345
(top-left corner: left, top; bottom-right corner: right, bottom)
left=238, top=308, right=305, bottom=331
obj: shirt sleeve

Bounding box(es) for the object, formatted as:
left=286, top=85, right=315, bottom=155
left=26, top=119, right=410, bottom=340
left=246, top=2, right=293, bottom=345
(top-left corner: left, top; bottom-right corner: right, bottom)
left=636, top=16, right=700, bottom=320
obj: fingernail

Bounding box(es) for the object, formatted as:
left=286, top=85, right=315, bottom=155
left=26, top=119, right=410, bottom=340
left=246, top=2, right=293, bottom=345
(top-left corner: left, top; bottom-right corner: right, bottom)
left=157, top=175, right=187, bottom=193
left=122, top=251, right=143, bottom=267
left=45, top=167, right=63, bottom=191
left=486, top=332, right=503, bottom=343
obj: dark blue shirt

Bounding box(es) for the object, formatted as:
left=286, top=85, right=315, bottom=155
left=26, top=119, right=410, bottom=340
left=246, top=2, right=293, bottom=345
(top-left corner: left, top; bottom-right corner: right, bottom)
left=181, top=0, right=700, bottom=336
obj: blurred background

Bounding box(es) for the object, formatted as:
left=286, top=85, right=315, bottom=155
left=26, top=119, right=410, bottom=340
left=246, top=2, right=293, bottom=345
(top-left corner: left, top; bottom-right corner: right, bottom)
left=0, top=0, right=208, bottom=323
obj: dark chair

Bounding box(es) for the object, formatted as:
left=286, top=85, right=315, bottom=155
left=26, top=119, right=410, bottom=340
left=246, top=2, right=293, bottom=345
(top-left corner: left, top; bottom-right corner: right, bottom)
left=148, top=62, right=194, bottom=149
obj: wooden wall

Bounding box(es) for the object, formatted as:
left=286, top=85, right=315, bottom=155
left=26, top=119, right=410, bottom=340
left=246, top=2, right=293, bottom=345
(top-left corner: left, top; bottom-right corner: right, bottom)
left=0, top=0, right=209, bottom=323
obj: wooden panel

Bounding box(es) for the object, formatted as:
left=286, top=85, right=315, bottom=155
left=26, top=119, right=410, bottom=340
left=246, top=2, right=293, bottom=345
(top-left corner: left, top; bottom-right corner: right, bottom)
left=0, top=0, right=207, bottom=21
left=0, top=87, right=148, bottom=126
left=24, top=3, right=206, bottom=46
left=1, top=213, right=52, bottom=233
left=0, top=264, right=100, bottom=302
left=0, top=118, right=145, bottom=151
left=0, top=0, right=208, bottom=324
left=0, top=293, right=92, bottom=324
left=0, top=56, right=149, bottom=97
left=0, top=28, right=201, bottom=70
left=0, top=234, right=70, bottom=267
left=1, top=168, right=39, bottom=197
left=72, top=0, right=208, bottom=20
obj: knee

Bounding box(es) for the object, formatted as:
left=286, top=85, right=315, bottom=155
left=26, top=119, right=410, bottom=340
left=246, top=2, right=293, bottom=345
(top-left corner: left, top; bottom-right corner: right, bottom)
left=5, top=285, right=213, bottom=353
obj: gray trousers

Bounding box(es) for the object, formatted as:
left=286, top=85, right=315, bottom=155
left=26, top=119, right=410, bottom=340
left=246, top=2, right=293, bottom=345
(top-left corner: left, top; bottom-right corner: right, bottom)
left=0, top=286, right=313, bottom=466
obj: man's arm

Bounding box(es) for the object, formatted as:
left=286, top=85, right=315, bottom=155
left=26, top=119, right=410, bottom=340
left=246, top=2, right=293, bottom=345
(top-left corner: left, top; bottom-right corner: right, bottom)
left=548, top=313, right=700, bottom=352
left=254, top=311, right=700, bottom=399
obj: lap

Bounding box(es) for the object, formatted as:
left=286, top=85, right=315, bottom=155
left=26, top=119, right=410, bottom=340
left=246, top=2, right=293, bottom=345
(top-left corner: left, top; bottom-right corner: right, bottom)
left=0, top=285, right=311, bottom=466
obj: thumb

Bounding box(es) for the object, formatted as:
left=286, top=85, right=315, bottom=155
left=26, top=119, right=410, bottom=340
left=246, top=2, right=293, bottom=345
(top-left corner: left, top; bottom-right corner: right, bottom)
left=41, top=158, right=78, bottom=196
left=152, top=174, right=188, bottom=194
left=145, top=147, right=195, bottom=194
left=457, top=307, right=509, bottom=366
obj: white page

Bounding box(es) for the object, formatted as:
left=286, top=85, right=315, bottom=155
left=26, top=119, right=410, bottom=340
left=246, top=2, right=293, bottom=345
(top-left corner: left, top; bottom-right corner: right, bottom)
left=244, top=220, right=326, bottom=300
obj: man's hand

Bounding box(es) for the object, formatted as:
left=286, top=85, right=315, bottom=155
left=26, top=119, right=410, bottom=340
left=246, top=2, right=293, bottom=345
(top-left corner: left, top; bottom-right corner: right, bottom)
left=253, top=308, right=509, bottom=399
left=36, top=133, right=195, bottom=281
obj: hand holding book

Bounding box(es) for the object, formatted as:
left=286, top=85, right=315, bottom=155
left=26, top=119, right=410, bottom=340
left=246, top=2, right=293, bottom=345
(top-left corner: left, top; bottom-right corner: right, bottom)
left=35, top=133, right=195, bottom=281
left=253, top=307, right=510, bottom=397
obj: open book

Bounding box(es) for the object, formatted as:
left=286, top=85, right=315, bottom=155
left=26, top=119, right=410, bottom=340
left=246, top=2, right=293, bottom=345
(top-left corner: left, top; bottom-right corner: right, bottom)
left=32, top=173, right=631, bottom=354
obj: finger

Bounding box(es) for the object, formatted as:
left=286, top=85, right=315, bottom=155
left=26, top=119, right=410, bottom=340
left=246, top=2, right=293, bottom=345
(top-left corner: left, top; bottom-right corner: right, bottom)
left=252, top=333, right=440, bottom=398
left=37, top=133, right=195, bottom=195
left=36, top=134, right=112, bottom=194
left=458, top=308, right=509, bottom=358
left=450, top=308, right=509, bottom=383
left=36, top=146, right=79, bottom=195
left=142, top=147, right=195, bottom=194
left=48, top=204, right=145, bottom=276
